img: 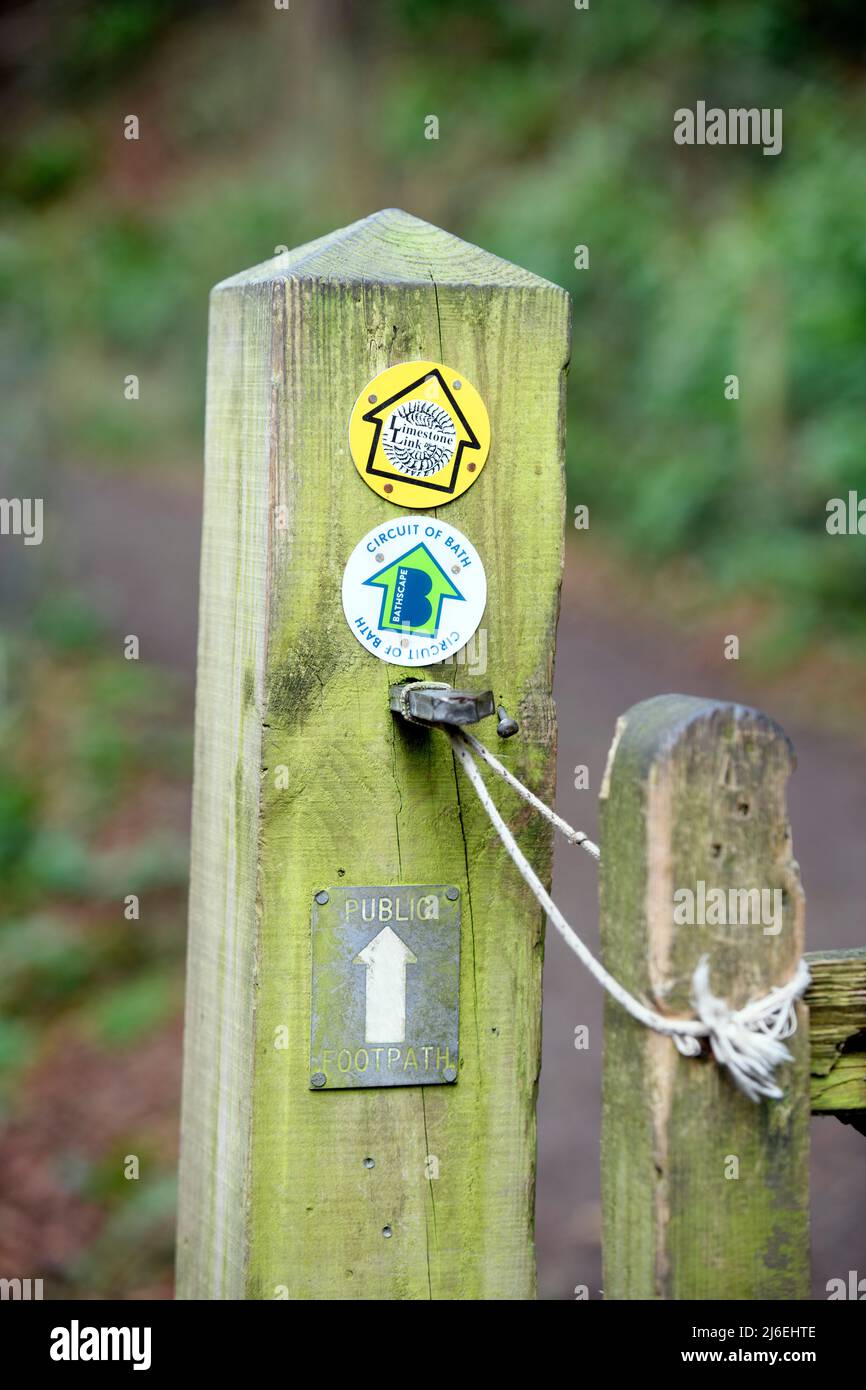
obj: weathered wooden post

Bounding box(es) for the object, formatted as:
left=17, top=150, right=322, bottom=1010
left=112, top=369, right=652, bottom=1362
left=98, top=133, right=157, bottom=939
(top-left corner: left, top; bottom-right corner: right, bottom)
left=599, top=695, right=810, bottom=1299
left=807, top=949, right=866, bottom=1116
left=176, top=209, right=569, bottom=1298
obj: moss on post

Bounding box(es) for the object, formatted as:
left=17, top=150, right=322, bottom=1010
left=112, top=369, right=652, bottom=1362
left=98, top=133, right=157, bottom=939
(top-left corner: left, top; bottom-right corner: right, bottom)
left=806, top=948, right=866, bottom=1114
left=176, top=210, right=569, bottom=1299
left=599, top=695, right=810, bottom=1300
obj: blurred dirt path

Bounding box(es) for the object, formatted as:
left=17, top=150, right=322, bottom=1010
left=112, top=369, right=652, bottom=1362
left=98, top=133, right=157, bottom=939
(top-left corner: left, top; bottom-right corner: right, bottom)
left=54, top=467, right=866, bottom=1300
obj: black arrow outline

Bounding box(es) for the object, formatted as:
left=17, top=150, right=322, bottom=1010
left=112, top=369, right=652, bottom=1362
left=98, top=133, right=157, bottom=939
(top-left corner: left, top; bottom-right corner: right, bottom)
left=360, top=368, right=482, bottom=495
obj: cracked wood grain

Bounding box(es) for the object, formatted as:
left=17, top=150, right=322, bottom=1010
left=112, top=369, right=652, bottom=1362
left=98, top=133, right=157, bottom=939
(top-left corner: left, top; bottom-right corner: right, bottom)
left=806, top=948, right=866, bottom=1115
left=599, top=695, right=809, bottom=1300
left=176, top=210, right=569, bottom=1299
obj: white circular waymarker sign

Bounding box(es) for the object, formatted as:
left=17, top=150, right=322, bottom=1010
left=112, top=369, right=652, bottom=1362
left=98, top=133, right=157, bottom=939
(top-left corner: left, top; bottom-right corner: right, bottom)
left=341, top=517, right=487, bottom=667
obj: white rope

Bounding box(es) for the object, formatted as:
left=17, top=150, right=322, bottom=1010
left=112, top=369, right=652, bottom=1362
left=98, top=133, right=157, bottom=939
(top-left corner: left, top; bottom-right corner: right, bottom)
left=446, top=727, right=810, bottom=1103
left=459, top=729, right=600, bottom=860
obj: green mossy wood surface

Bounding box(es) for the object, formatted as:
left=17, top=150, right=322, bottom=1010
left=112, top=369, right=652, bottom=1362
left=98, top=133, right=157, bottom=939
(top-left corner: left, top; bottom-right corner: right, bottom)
left=805, top=949, right=866, bottom=1114
left=599, top=695, right=809, bottom=1300
left=176, top=210, right=570, bottom=1299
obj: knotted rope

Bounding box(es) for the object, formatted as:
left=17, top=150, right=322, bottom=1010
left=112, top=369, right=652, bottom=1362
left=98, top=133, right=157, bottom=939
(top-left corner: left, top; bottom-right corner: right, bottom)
left=445, top=726, right=810, bottom=1103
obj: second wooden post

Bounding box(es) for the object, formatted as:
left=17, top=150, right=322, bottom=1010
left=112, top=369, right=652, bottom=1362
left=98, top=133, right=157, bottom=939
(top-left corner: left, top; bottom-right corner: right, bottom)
left=599, top=694, right=810, bottom=1300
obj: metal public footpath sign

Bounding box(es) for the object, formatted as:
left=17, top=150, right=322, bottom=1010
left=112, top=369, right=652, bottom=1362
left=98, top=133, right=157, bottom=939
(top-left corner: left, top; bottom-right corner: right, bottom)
left=310, top=884, right=461, bottom=1090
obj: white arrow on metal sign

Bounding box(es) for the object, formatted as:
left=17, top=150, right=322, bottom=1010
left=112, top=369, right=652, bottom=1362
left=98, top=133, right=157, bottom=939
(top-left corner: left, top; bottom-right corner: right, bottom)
left=354, top=926, right=418, bottom=1043
left=310, top=884, right=460, bottom=1090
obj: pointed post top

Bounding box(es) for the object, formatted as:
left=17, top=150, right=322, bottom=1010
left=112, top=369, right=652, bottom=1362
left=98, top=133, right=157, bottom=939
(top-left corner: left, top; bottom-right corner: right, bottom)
left=181, top=198, right=569, bottom=1299
left=215, top=207, right=565, bottom=293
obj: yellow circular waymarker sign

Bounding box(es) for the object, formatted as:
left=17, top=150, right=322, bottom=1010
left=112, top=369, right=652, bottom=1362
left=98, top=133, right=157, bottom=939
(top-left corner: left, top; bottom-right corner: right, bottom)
left=349, top=361, right=490, bottom=509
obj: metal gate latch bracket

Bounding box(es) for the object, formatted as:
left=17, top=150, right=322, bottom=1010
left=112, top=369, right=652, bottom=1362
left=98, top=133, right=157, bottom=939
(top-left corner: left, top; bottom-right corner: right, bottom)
left=389, top=681, right=519, bottom=738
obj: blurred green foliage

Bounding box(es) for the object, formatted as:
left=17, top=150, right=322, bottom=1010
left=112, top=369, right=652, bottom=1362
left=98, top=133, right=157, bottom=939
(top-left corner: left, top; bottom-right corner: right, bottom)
left=0, top=607, right=189, bottom=1295
left=1, top=0, right=864, bottom=1302
left=2, top=0, right=865, bottom=657
left=68, top=1171, right=178, bottom=1298
left=0, top=613, right=189, bottom=1088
